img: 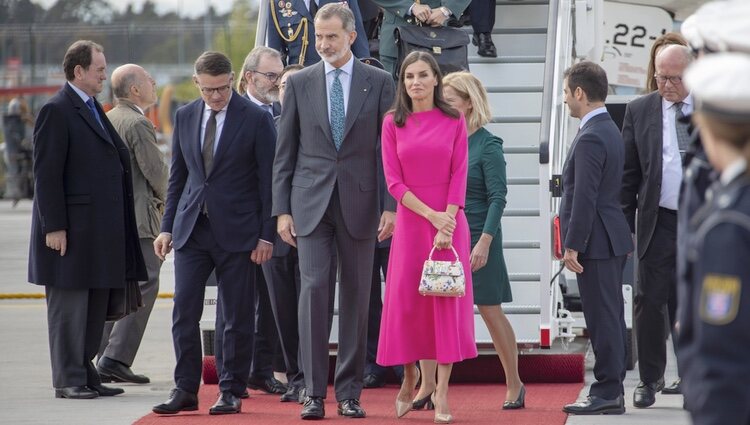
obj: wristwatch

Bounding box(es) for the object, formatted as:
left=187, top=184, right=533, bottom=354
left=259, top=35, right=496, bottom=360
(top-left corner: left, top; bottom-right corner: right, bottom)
left=439, top=6, right=452, bottom=17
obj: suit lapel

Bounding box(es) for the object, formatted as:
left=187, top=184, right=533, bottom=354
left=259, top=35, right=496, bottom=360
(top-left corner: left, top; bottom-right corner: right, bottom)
left=342, top=60, right=371, bottom=143
left=306, top=62, right=334, bottom=143
left=647, top=93, right=663, bottom=180
left=66, top=86, right=113, bottom=145
left=189, top=101, right=207, bottom=178
left=210, top=93, right=244, bottom=175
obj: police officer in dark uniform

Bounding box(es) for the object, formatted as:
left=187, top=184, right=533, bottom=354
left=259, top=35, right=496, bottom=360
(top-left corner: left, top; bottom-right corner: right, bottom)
left=678, top=52, right=750, bottom=425
left=267, top=0, right=371, bottom=66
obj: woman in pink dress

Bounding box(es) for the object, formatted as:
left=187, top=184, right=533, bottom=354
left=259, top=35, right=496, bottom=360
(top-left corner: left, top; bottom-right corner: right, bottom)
left=376, top=51, right=477, bottom=424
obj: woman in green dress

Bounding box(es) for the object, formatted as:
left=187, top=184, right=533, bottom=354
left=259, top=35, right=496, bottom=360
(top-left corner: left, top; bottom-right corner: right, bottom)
left=442, top=71, right=525, bottom=409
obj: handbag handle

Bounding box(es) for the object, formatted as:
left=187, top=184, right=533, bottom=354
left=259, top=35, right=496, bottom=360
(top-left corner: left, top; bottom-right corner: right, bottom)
left=428, top=245, right=459, bottom=262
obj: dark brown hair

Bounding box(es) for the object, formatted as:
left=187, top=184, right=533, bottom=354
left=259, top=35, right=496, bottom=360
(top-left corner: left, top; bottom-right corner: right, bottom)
left=646, top=32, right=689, bottom=92
left=563, top=61, right=608, bottom=103
left=280, top=64, right=305, bottom=81
left=390, top=51, right=459, bottom=127
left=194, top=51, right=233, bottom=77
left=63, top=40, right=103, bottom=81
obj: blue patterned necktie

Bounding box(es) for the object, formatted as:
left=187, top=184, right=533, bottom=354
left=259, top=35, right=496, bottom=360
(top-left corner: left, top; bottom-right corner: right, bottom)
left=330, top=69, right=345, bottom=151
left=86, top=98, right=104, bottom=130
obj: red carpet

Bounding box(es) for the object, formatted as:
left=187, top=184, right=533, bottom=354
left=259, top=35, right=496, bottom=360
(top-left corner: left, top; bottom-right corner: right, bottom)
left=135, top=382, right=583, bottom=425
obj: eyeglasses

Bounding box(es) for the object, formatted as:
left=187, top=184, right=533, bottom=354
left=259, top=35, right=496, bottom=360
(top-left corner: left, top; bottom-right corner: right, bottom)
left=252, top=70, right=280, bottom=82
left=654, top=74, right=683, bottom=85
left=198, top=83, right=232, bottom=96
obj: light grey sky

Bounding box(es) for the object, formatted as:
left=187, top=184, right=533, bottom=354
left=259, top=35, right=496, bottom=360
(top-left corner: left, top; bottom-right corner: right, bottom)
left=33, top=0, right=249, bottom=19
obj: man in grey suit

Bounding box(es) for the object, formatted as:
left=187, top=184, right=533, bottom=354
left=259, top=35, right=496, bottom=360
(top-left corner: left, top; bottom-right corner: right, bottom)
left=273, top=3, right=396, bottom=419
left=97, top=64, right=168, bottom=385
left=621, top=45, right=693, bottom=408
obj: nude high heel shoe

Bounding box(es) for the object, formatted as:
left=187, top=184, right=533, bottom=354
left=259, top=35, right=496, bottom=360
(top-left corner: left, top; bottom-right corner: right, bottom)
left=395, top=368, right=420, bottom=418
left=434, top=413, right=454, bottom=424
left=432, top=393, right=453, bottom=424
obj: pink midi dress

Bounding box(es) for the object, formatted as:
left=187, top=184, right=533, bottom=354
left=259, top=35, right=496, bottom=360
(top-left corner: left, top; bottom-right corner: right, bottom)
left=376, top=109, right=478, bottom=365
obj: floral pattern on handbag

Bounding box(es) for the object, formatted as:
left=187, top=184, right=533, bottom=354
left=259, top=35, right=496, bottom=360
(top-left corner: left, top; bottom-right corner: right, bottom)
left=419, top=245, right=466, bottom=297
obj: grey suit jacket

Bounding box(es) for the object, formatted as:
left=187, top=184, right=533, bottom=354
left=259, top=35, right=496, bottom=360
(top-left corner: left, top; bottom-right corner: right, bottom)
left=273, top=59, right=396, bottom=239
left=107, top=99, right=168, bottom=240
left=621, top=91, right=664, bottom=259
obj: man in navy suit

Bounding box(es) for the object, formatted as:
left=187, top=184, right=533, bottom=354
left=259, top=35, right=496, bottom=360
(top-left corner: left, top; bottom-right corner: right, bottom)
left=29, top=39, right=147, bottom=400
left=559, top=61, right=633, bottom=415
left=152, top=51, right=276, bottom=416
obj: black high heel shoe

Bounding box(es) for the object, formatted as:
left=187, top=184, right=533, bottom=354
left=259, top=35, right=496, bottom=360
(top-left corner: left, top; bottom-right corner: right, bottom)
left=412, top=392, right=435, bottom=410
left=502, top=385, right=526, bottom=410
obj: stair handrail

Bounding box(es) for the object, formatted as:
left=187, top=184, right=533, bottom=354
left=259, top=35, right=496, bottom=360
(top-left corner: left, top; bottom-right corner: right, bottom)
left=538, top=0, right=577, bottom=347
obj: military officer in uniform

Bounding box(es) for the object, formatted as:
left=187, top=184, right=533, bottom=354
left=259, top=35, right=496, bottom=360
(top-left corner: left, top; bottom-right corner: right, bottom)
left=678, top=53, right=750, bottom=425
left=267, top=0, right=371, bottom=66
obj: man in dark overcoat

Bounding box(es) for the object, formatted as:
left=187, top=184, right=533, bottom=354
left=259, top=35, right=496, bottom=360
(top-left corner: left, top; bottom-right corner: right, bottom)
left=28, top=40, right=147, bottom=400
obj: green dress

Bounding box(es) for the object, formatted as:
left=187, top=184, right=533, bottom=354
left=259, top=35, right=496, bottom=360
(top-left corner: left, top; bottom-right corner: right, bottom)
left=465, top=127, right=512, bottom=305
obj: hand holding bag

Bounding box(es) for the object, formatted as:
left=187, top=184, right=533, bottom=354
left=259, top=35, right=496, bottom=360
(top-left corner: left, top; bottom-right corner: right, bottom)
left=394, top=1, right=470, bottom=77
left=419, top=245, right=466, bottom=297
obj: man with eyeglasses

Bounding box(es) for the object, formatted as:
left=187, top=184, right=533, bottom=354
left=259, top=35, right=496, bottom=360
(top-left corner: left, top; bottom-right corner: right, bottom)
left=152, top=51, right=276, bottom=416
left=621, top=44, right=695, bottom=409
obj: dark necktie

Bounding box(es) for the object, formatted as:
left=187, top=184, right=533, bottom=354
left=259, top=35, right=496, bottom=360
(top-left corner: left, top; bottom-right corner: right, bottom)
left=674, top=102, right=690, bottom=161
left=309, top=0, right=318, bottom=16
left=263, top=103, right=274, bottom=116
left=202, top=109, right=219, bottom=175
left=86, top=98, right=104, bottom=130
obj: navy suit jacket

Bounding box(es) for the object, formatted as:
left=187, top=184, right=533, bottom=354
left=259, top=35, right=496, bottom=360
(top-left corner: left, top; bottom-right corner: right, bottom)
left=560, top=112, right=633, bottom=259
left=161, top=92, right=276, bottom=252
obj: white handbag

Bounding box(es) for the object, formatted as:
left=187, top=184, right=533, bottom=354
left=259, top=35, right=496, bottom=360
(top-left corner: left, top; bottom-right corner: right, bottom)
left=418, top=246, right=466, bottom=297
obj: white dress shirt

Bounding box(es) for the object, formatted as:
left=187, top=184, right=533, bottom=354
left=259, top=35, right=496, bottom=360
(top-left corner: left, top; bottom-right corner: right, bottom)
left=200, top=93, right=231, bottom=154
left=659, top=94, right=693, bottom=210
left=579, top=106, right=608, bottom=129
left=324, top=54, right=354, bottom=123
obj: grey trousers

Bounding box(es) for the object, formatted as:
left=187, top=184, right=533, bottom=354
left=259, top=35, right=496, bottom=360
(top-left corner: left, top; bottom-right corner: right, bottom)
left=98, top=238, right=161, bottom=366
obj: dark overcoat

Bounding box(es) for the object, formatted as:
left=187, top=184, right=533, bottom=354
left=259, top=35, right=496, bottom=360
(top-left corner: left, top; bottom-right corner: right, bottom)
left=28, top=83, right=147, bottom=289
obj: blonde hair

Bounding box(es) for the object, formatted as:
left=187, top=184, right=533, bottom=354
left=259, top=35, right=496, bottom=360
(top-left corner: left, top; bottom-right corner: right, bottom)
left=442, top=71, right=492, bottom=130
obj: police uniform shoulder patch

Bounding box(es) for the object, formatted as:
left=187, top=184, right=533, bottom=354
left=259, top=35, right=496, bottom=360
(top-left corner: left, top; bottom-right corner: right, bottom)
left=700, top=274, right=741, bottom=325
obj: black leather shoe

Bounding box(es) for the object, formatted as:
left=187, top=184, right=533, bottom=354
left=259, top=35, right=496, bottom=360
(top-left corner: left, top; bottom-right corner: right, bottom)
left=301, top=396, right=325, bottom=420
left=55, top=386, right=98, bottom=399
left=363, top=373, right=385, bottom=389
left=88, top=383, right=124, bottom=396
left=240, top=389, right=249, bottom=399
left=209, top=391, right=242, bottom=415
left=248, top=375, right=287, bottom=394
left=337, top=399, right=366, bottom=418
left=97, top=356, right=150, bottom=384
left=281, top=385, right=300, bottom=402
left=661, top=378, right=681, bottom=395
left=153, top=388, right=199, bottom=414
left=563, top=395, right=625, bottom=415
left=633, top=378, right=665, bottom=408
left=473, top=33, right=497, bottom=58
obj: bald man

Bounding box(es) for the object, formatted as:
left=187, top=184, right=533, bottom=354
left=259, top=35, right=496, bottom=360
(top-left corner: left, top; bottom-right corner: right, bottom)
left=97, top=64, right=168, bottom=384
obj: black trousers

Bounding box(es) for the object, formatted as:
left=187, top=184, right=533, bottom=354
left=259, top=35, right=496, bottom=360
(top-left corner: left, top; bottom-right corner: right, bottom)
left=364, top=245, right=404, bottom=378
left=635, top=207, right=678, bottom=384
left=469, top=0, right=496, bottom=34
left=578, top=255, right=628, bottom=400
left=172, top=214, right=256, bottom=395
